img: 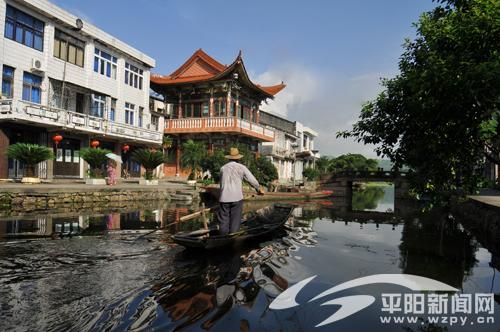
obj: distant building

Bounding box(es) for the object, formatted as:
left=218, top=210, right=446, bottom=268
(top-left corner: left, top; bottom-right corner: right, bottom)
left=150, top=49, right=285, bottom=177
left=259, top=110, right=319, bottom=182
left=0, top=0, right=162, bottom=180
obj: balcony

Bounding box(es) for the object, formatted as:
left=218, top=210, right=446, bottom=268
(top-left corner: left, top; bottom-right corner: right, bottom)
left=165, top=117, right=275, bottom=142
left=261, top=145, right=295, bottom=159
left=0, top=99, right=163, bottom=144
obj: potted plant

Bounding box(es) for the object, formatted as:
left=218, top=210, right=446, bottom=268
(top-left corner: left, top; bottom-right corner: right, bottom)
left=181, top=139, right=206, bottom=185
left=131, top=148, right=165, bottom=185
left=80, top=147, right=111, bottom=185
left=6, top=143, right=54, bottom=184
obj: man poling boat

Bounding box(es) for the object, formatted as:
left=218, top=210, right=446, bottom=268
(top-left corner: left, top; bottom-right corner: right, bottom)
left=171, top=204, right=296, bottom=249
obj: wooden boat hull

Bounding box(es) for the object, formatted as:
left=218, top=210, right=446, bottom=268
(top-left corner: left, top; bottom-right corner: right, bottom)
left=171, top=203, right=295, bottom=249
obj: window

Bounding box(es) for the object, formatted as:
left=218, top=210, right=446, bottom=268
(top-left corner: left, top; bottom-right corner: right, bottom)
left=91, top=94, right=105, bottom=118
left=94, top=48, right=117, bottom=79
left=110, top=98, right=116, bottom=122
left=125, top=62, right=143, bottom=89
left=138, top=107, right=144, bottom=128
left=230, top=102, right=236, bottom=116
left=53, top=29, right=85, bottom=67
left=151, top=115, right=159, bottom=131
left=5, top=5, right=44, bottom=51
left=214, top=99, right=226, bottom=117
left=125, top=102, right=135, bottom=125
left=22, top=72, right=41, bottom=103
left=193, top=103, right=201, bottom=117
left=2, top=66, right=14, bottom=98
left=202, top=103, right=209, bottom=117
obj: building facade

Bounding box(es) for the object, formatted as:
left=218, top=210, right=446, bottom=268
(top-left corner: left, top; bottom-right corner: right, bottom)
left=150, top=49, right=285, bottom=177
left=0, top=0, right=163, bottom=180
left=259, top=110, right=319, bottom=182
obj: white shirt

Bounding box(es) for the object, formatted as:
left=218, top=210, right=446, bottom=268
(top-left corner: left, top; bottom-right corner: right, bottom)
left=219, top=161, right=260, bottom=202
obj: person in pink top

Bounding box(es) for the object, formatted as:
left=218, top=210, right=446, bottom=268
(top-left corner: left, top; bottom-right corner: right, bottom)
left=106, top=160, right=117, bottom=185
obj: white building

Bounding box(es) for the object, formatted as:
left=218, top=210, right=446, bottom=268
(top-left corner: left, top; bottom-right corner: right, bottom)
left=0, top=0, right=163, bottom=179
left=293, top=121, right=319, bottom=181
left=259, top=110, right=319, bottom=183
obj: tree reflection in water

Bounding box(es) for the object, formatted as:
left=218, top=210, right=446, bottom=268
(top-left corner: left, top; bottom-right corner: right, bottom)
left=352, top=185, right=386, bottom=211
left=399, top=209, right=479, bottom=288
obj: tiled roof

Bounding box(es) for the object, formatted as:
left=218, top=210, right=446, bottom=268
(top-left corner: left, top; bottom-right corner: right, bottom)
left=151, top=49, right=285, bottom=97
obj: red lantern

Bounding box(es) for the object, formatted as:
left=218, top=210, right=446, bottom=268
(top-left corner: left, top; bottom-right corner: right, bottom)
left=90, top=140, right=100, bottom=148
left=122, top=144, right=130, bottom=153
left=52, top=134, right=63, bottom=147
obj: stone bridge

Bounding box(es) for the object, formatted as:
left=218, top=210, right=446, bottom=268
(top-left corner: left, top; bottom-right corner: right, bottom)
left=320, top=170, right=411, bottom=214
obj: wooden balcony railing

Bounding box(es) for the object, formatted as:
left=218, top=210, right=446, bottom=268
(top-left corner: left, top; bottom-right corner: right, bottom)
left=165, top=117, right=275, bottom=142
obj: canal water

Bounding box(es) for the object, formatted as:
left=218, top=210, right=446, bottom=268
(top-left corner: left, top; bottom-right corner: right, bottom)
left=0, top=186, right=498, bottom=331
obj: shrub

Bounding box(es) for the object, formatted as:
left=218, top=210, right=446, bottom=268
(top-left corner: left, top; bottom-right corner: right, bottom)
left=80, top=147, right=111, bottom=178
left=6, top=143, right=54, bottom=177
left=303, top=167, right=320, bottom=180
left=131, top=148, right=165, bottom=180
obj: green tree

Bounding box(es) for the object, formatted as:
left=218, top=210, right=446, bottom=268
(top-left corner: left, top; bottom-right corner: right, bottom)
left=201, top=145, right=278, bottom=186
left=200, top=148, right=226, bottom=182
left=303, top=167, right=320, bottom=180
left=181, top=139, right=206, bottom=179
left=329, top=154, right=378, bottom=173
left=338, top=0, right=499, bottom=203
left=6, top=143, right=54, bottom=177
left=132, top=148, right=165, bottom=180
left=249, top=157, right=279, bottom=186
left=316, top=156, right=331, bottom=174
left=80, top=147, right=111, bottom=178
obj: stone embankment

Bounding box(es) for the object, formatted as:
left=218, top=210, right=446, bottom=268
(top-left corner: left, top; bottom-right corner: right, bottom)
left=0, top=183, right=199, bottom=214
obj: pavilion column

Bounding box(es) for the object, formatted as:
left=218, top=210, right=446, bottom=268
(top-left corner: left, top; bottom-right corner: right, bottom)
left=175, top=137, right=181, bottom=177
left=226, top=87, right=231, bottom=117
left=209, top=89, right=214, bottom=117
left=178, top=93, right=183, bottom=119
left=235, top=93, right=239, bottom=118
left=209, top=97, right=214, bottom=117
left=208, top=136, right=213, bottom=155
left=256, top=109, right=260, bottom=124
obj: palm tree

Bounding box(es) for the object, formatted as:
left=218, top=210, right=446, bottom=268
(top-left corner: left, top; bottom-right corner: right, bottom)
left=80, top=147, right=111, bottom=178
left=316, top=156, right=331, bottom=175
left=181, top=140, right=206, bottom=179
left=6, top=143, right=53, bottom=177
left=131, top=148, right=165, bottom=180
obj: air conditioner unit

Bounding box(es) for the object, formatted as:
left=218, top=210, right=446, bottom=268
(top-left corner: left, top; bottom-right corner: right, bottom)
left=31, top=58, right=46, bottom=72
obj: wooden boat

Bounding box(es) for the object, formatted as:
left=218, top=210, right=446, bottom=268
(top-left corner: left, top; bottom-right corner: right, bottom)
left=202, top=185, right=333, bottom=201
left=171, top=203, right=296, bottom=249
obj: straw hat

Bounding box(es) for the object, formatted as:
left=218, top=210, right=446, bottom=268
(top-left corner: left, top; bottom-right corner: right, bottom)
left=225, top=147, right=243, bottom=160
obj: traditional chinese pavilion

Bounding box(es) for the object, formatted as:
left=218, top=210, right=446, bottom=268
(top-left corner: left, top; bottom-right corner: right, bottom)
left=150, top=49, right=286, bottom=176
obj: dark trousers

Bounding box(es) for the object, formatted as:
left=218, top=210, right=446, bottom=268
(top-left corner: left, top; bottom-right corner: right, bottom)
left=218, top=200, right=244, bottom=235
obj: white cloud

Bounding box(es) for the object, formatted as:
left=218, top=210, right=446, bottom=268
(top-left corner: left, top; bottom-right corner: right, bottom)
left=255, top=64, right=319, bottom=117
left=252, top=64, right=391, bottom=158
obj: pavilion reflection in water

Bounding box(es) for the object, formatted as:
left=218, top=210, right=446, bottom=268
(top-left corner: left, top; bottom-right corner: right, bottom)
left=148, top=214, right=317, bottom=331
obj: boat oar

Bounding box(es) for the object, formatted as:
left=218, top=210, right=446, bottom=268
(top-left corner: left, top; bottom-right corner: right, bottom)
left=133, top=204, right=217, bottom=241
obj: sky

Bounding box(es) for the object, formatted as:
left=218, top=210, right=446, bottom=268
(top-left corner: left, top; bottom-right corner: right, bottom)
left=53, top=0, right=437, bottom=157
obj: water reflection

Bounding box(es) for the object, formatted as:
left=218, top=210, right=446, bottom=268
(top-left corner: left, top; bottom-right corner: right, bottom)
left=0, top=203, right=201, bottom=239
left=0, top=201, right=498, bottom=331
left=399, top=210, right=479, bottom=288
left=146, top=215, right=318, bottom=331
left=352, top=182, right=394, bottom=212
